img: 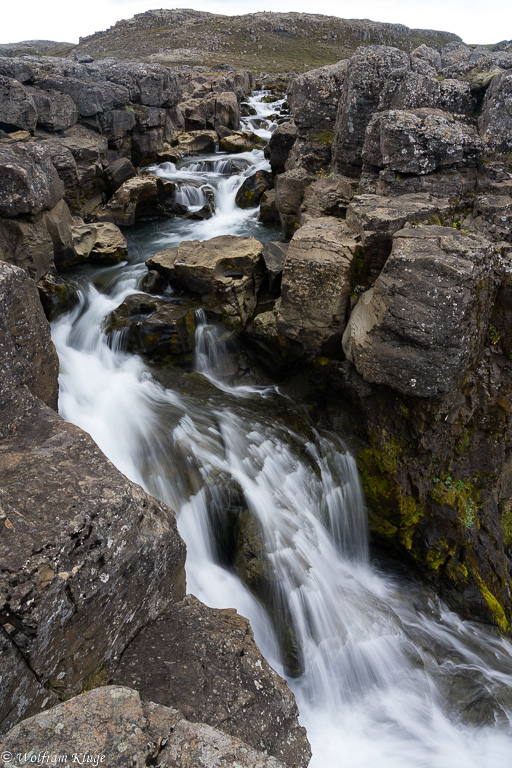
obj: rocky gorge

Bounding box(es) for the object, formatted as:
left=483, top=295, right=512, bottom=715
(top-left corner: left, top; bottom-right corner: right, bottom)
left=1, top=12, right=512, bottom=767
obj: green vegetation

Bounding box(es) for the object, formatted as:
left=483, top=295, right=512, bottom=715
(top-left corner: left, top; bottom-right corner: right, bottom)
left=71, top=10, right=460, bottom=74
left=430, top=475, right=479, bottom=531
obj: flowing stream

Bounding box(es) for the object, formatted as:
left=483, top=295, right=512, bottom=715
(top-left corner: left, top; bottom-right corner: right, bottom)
left=52, top=92, right=512, bottom=766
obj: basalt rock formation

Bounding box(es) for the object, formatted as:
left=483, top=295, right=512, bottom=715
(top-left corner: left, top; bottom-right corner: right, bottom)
left=261, top=40, right=512, bottom=635
left=0, top=54, right=311, bottom=767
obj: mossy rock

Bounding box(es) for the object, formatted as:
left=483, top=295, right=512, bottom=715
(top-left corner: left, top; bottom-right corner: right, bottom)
left=235, top=170, right=273, bottom=210
left=105, top=293, right=199, bottom=362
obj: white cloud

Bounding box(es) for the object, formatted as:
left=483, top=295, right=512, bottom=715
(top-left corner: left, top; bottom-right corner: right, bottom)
left=1, top=0, right=511, bottom=46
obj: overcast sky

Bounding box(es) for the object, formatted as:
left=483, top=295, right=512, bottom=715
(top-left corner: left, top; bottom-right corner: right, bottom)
left=1, top=1, right=511, bottom=46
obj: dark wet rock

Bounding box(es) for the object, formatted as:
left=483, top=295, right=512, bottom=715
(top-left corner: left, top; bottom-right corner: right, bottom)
left=262, top=241, right=288, bottom=293
left=146, top=236, right=265, bottom=327
left=342, top=226, right=500, bottom=397
left=264, top=121, right=297, bottom=175
left=276, top=217, right=357, bottom=356
left=105, top=157, right=137, bottom=193
left=0, top=75, right=37, bottom=133
left=113, top=596, right=311, bottom=768
left=105, top=293, right=198, bottom=361
left=131, top=126, right=164, bottom=165
left=332, top=45, right=410, bottom=176
left=235, top=170, right=273, bottom=209
left=37, top=271, right=79, bottom=320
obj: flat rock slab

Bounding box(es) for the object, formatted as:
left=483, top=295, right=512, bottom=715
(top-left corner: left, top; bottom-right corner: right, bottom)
left=343, top=225, right=500, bottom=396
left=113, top=596, right=311, bottom=768
left=276, top=217, right=357, bottom=356
left=147, top=235, right=265, bottom=326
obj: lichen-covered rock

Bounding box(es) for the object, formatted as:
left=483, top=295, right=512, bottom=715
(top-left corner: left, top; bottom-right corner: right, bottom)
left=287, top=60, right=348, bottom=138
left=26, top=85, right=78, bottom=131
left=470, top=194, right=512, bottom=242
left=342, top=226, right=500, bottom=397
left=0, top=261, right=59, bottom=429
left=262, top=241, right=288, bottom=293
left=96, top=175, right=175, bottom=227
left=0, top=386, right=186, bottom=729
left=0, top=143, right=64, bottom=218
left=363, top=108, right=484, bottom=176
left=332, top=45, right=410, bottom=175
left=345, top=192, right=452, bottom=276
left=479, top=71, right=512, bottom=154
left=276, top=217, right=357, bottom=356
left=0, top=688, right=148, bottom=764
left=274, top=167, right=315, bottom=238
left=172, top=129, right=219, bottom=154
left=0, top=688, right=289, bottom=768
left=113, top=596, right=311, bottom=768
left=146, top=235, right=265, bottom=326
left=0, top=75, right=37, bottom=133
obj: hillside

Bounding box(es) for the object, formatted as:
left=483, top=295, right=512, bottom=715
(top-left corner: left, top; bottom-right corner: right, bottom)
left=71, top=9, right=462, bottom=72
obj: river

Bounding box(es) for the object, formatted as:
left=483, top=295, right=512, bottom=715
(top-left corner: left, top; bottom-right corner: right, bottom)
left=52, top=90, right=512, bottom=767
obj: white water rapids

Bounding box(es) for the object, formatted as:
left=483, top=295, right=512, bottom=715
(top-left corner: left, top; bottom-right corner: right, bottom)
left=52, top=93, right=512, bottom=766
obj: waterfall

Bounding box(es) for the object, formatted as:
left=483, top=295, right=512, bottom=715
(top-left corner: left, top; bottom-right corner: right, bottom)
left=52, top=91, right=512, bottom=767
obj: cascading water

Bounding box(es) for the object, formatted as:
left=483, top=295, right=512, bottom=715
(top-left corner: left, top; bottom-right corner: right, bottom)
left=53, top=92, right=512, bottom=766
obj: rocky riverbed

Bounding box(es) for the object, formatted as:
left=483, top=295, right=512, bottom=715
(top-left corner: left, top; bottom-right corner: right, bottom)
left=1, top=30, right=512, bottom=767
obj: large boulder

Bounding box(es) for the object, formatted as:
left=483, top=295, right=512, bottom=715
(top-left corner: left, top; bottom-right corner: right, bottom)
left=26, top=85, right=78, bottom=131
left=113, top=596, right=311, bottom=768
left=0, top=687, right=289, bottom=768
left=363, top=108, right=484, bottom=176
left=105, top=293, right=198, bottom=362
left=479, top=71, right=512, bottom=154
left=235, top=170, right=273, bottom=209
left=146, top=235, right=265, bottom=326
left=342, top=226, right=500, bottom=397
left=345, top=192, right=452, bottom=276
left=264, top=121, right=297, bottom=175
left=287, top=61, right=348, bottom=138
left=274, top=168, right=315, bottom=238
left=0, top=75, right=37, bottom=133
left=67, top=221, right=128, bottom=268
left=96, top=175, right=175, bottom=227
left=219, top=130, right=265, bottom=153
left=298, top=174, right=355, bottom=225
left=0, top=143, right=63, bottom=218
left=98, top=61, right=182, bottom=108
left=332, top=45, right=410, bottom=175
left=181, top=91, right=240, bottom=131
left=276, top=218, right=357, bottom=356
